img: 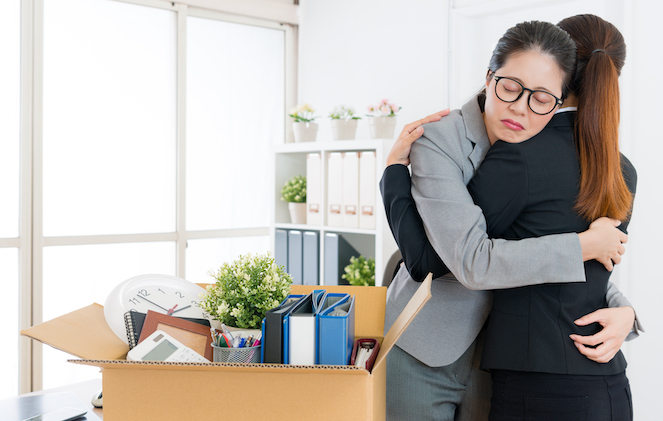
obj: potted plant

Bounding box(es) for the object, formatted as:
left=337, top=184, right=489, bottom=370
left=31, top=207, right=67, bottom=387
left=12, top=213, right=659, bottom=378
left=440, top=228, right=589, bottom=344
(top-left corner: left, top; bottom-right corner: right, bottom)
left=281, top=174, right=307, bottom=224
left=198, top=252, right=293, bottom=330
left=342, top=255, right=376, bottom=286
left=329, top=105, right=361, bottom=140
left=289, top=103, right=318, bottom=143
left=366, top=99, right=401, bottom=139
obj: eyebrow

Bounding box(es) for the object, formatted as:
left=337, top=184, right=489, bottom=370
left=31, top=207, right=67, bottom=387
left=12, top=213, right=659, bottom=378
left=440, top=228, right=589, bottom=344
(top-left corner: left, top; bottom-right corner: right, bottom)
left=498, top=75, right=559, bottom=95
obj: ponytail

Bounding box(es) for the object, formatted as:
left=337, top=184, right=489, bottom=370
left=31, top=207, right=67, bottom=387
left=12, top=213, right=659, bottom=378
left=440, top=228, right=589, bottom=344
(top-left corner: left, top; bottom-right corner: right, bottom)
left=558, top=14, right=633, bottom=222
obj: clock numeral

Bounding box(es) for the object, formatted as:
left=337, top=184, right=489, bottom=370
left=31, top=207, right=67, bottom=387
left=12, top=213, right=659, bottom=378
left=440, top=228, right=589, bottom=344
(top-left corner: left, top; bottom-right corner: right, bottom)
left=175, top=291, right=184, bottom=298
left=129, top=298, right=140, bottom=305
left=191, top=300, right=198, bottom=306
left=137, top=289, right=150, bottom=297
left=158, top=288, right=166, bottom=294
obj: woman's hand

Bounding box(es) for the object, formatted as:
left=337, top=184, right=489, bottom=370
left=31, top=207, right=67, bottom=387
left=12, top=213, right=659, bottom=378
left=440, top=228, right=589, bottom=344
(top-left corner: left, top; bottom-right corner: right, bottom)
left=569, top=306, right=635, bottom=363
left=577, top=217, right=628, bottom=271
left=386, top=110, right=450, bottom=167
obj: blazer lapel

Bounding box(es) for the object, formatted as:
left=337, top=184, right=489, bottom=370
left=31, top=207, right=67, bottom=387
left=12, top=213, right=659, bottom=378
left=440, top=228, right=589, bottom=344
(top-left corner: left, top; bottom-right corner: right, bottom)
left=461, top=97, right=491, bottom=171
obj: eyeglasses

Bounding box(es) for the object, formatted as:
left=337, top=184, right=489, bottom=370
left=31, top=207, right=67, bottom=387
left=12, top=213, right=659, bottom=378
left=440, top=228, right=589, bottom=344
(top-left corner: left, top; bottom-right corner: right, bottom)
left=492, top=76, right=563, bottom=115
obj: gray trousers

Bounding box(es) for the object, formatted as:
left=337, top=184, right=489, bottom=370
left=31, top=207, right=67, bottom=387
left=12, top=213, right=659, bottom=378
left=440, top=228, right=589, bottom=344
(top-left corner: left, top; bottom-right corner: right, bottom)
left=386, top=329, right=491, bottom=421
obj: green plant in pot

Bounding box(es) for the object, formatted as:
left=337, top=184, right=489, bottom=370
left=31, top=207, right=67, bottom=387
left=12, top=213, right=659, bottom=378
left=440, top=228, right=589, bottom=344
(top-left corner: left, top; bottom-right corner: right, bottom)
left=329, top=105, right=361, bottom=140
left=198, top=252, right=293, bottom=329
left=281, top=174, right=307, bottom=224
left=342, top=255, right=376, bottom=286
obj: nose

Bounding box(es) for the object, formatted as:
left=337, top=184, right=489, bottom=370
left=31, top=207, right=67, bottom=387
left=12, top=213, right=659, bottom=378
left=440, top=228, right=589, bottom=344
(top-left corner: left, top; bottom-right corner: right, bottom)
left=508, top=94, right=529, bottom=116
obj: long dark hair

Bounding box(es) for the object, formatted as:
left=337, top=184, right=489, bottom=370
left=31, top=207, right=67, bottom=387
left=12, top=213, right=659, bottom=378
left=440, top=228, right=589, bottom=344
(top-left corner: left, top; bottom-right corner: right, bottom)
left=558, top=14, right=632, bottom=222
left=488, top=20, right=577, bottom=98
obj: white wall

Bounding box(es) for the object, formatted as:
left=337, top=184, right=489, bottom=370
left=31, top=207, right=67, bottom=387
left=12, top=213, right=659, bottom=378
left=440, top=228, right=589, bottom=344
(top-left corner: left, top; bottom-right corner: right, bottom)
left=299, top=0, right=662, bottom=417
left=298, top=0, right=449, bottom=141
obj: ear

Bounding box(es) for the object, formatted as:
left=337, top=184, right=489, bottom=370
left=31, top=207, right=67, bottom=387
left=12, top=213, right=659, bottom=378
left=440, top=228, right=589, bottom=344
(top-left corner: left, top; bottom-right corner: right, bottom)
left=485, top=70, right=493, bottom=88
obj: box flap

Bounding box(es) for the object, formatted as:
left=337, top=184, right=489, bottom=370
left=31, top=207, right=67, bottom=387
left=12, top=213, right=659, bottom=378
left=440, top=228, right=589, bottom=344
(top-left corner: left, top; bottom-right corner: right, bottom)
left=21, top=303, right=129, bottom=360
left=372, top=273, right=432, bottom=371
left=290, top=284, right=386, bottom=339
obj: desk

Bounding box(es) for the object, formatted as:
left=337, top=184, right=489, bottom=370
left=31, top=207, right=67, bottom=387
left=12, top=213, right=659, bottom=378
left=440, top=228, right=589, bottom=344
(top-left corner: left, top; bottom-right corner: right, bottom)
left=6, top=379, right=104, bottom=420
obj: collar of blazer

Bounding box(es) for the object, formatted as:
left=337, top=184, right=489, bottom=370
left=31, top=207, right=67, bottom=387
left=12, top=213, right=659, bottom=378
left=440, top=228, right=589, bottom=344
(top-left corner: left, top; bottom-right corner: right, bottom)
left=461, top=95, right=491, bottom=171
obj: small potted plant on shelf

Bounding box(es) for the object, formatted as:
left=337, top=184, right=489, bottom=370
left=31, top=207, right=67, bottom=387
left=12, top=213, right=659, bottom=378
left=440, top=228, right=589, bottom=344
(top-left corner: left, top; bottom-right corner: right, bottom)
left=366, top=98, right=401, bottom=139
left=329, top=105, right=361, bottom=140
left=281, top=174, right=307, bottom=224
left=289, top=103, right=318, bottom=143
left=198, top=252, right=293, bottom=330
left=342, top=255, right=376, bottom=286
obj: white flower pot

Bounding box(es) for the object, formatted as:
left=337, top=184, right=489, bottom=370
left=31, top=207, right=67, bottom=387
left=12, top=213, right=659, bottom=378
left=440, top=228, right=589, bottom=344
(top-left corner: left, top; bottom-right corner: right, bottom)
left=368, top=116, right=397, bottom=139
left=330, top=119, right=358, bottom=140
left=288, top=202, right=307, bottom=224
left=292, top=122, right=318, bottom=143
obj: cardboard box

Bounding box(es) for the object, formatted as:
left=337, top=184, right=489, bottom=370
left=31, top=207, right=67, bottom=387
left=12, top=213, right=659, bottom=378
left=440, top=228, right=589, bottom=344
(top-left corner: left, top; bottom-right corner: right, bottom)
left=21, top=275, right=432, bottom=420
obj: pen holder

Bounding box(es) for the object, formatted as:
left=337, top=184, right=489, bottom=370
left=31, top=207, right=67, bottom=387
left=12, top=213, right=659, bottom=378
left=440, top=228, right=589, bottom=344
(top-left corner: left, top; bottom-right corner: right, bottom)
left=212, top=344, right=261, bottom=364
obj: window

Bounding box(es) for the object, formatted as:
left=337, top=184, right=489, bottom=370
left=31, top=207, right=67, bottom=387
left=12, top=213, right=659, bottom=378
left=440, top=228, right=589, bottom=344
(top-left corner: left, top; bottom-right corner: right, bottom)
left=6, top=0, right=292, bottom=394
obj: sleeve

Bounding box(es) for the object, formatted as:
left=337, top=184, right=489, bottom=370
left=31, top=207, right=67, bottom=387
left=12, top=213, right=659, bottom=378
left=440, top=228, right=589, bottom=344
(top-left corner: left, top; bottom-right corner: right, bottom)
left=410, top=129, right=586, bottom=290
left=605, top=281, right=644, bottom=341
left=379, top=164, right=450, bottom=282
left=467, top=141, right=528, bottom=238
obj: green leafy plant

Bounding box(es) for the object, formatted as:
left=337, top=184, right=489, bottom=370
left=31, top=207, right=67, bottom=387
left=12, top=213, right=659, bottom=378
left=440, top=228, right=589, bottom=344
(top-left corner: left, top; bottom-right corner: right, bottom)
left=342, top=255, right=376, bottom=286
left=288, top=103, right=317, bottom=123
left=281, top=175, right=306, bottom=203
left=198, top=253, right=293, bottom=329
left=329, top=105, right=361, bottom=120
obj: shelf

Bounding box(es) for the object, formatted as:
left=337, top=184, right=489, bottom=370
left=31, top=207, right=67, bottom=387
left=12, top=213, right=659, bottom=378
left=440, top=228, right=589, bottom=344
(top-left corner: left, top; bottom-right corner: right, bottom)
left=273, top=138, right=394, bottom=154
left=274, top=223, right=377, bottom=235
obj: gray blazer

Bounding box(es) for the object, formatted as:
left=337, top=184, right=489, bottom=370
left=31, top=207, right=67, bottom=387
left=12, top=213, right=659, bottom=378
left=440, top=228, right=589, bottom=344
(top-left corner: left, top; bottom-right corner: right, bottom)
left=384, top=96, right=633, bottom=367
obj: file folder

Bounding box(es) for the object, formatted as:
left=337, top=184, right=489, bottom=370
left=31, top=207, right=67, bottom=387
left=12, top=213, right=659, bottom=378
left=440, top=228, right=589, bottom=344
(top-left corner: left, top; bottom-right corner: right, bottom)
left=288, top=230, right=303, bottom=285
left=358, top=151, right=376, bottom=229
left=261, top=294, right=305, bottom=364
left=286, top=290, right=325, bottom=365
left=306, top=153, right=322, bottom=226
left=327, top=152, right=344, bottom=227
left=302, top=231, right=320, bottom=286
left=342, top=152, right=359, bottom=229
left=275, top=229, right=289, bottom=272
left=317, top=294, right=355, bottom=365
left=323, top=233, right=359, bottom=285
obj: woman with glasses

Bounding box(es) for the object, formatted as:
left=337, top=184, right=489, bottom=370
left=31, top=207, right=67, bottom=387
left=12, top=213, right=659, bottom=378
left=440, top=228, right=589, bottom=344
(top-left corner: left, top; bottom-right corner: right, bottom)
left=381, top=16, right=639, bottom=421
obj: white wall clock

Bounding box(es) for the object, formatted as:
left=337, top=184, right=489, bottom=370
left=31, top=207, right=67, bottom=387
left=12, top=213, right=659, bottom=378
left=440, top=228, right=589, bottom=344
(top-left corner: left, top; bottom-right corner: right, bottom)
left=104, top=274, right=208, bottom=344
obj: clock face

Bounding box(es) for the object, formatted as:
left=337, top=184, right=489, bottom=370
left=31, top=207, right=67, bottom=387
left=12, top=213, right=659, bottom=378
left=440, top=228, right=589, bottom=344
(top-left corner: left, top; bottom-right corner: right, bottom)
left=104, top=274, right=209, bottom=344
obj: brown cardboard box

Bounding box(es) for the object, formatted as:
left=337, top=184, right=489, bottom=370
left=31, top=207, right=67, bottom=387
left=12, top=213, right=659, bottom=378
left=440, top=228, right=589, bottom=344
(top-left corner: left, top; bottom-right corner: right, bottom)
left=21, top=275, right=432, bottom=420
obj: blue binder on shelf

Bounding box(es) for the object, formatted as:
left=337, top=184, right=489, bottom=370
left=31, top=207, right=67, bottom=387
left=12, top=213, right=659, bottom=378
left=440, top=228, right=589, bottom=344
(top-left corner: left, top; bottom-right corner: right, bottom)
left=288, top=230, right=303, bottom=284
left=284, top=290, right=325, bottom=365
left=275, top=229, right=289, bottom=271
left=261, top=294, right=305, bottom=364
left=302, top=231, right=320, bottom=286
left=317, top=293, right=355, bottom=365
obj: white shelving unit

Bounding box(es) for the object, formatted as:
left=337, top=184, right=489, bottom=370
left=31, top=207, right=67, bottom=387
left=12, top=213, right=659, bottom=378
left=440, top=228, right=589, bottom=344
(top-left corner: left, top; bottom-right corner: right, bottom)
left=271, top=138, right=399, bottom=286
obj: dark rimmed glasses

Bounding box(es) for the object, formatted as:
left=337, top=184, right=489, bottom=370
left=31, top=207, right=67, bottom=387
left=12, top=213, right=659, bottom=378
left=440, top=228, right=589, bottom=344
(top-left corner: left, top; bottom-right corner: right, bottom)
left=493, top=75, right=563, bottom=115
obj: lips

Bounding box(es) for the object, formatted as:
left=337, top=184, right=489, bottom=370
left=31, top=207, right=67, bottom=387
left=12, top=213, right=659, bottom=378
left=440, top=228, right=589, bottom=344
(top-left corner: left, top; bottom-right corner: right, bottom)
left=501, top=119, right=524, bottom=130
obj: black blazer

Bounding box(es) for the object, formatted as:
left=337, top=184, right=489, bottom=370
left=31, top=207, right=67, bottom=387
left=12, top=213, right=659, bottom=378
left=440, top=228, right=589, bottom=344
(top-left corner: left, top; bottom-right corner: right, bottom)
left=468, top=111, right=636, bottom=375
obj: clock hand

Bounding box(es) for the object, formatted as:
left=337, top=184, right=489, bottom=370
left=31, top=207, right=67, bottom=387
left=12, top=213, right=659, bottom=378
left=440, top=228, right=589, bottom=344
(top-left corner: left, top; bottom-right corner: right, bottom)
left=170, top=305, right=192, bottom=315
left=167, top=304, right=178, bottom=316
left=138, top=295, right=169, bottom=313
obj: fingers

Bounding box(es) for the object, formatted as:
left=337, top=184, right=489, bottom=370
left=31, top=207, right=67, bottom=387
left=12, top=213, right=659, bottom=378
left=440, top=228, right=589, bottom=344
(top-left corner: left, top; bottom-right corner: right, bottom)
left=402, top=110, right=450, bottom=136
left=573, top=341, right=616, bottom=363
left=597, top=256, right=614, bottom=272
left=619, top=231, right=628, bottom=244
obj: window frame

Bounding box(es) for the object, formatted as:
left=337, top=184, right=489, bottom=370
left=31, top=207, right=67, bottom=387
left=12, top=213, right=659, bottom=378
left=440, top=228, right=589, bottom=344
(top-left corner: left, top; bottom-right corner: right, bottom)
left=17, top=0, right=296, bottom=393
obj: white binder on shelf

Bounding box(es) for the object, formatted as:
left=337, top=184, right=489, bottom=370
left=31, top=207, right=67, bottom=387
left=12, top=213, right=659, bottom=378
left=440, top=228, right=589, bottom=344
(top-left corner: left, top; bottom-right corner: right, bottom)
left=327, top=152, right=344, bottom=227
left=306, top=153, right=322, bottom=226
left=358, top=151, right=377, bottom=229
left=342, top=152, right=359, bottom=229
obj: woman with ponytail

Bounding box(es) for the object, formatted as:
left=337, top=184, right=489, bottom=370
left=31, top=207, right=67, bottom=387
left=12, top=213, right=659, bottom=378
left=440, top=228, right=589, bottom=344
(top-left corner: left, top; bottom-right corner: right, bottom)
left=470, top=14, right=636, bottom=420
left=380, top=14, right=639, bottom=421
